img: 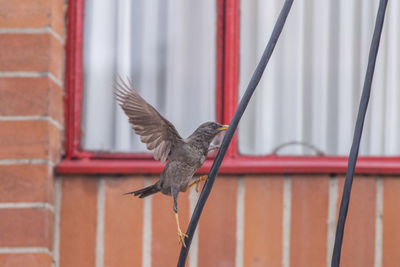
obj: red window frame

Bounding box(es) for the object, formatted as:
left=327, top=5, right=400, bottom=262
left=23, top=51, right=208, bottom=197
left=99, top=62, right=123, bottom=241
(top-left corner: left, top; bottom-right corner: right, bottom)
left=57, top=0, right=400, bottom=175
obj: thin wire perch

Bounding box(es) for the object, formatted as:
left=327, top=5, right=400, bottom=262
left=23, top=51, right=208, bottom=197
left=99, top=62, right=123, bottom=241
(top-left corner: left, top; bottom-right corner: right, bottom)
left=331, top=0, right=388, bottom=266
left=177, top=0, right=295, bottom=266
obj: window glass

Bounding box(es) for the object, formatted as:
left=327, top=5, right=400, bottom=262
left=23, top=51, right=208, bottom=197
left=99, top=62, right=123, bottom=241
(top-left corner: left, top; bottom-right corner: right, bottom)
left=82, top=0, right=216, bottom=152
left=239, top=0, right=400, bottom=156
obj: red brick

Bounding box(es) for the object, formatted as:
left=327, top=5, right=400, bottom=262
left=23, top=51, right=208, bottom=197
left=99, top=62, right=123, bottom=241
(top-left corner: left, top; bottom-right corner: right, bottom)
left=49, top=33, right=64, bottom=80
left=0, top=0, right=52, bottom=28
left=48, top=79, right=63, bottom=125
left=339, top=176, right=376, bottom=267
left=0, top=208, right=53, bottom=249
left=152, top=177, right=190, bottom=267
left=198, top=176, right=237, bottom=267
left=290, top=176, right=329, bottom=267
left=104, top=177, right=144, bottom=267
left=50, top=0, right=66, bottom=38
left=60, top=177, right=98, bottom=267
left=0, top=121, right=61, bottom=162
left=0, top=77, right=63, bottom=124
left=0, top=34, right=64, bottom=79
left=0, top=0, right=65, bottom=38
left=243, top=176, right=283, bottom=267
left=49, top=119, right=62, bottom=161
left=0, top=253, right=52, bottom=267
left=383, top=177, right=400, bottom=267
left=0, top=164, right=52, bottom=203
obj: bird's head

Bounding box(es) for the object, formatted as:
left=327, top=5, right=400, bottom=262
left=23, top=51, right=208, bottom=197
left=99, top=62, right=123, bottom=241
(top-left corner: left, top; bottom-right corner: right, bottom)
left=190, top=122, right=229, bottom=142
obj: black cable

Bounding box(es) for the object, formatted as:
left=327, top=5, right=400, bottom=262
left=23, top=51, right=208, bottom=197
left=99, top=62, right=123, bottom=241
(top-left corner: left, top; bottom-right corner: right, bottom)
left=177, top=0, right=294, bottom=266
left=331, top=0, right=388, bottom=266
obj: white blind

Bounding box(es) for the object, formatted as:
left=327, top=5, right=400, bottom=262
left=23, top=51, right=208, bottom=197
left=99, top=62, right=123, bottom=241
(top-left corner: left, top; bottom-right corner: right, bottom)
left=239, top=0, right=400, bottom=156
left=82, top=0, right=216, bottom=152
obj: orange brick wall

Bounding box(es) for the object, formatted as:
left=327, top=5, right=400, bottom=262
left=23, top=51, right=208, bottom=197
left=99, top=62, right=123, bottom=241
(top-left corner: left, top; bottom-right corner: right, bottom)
left=54, top=174, right=400, bottom=267
left=0, top=0, right=65, bottom=266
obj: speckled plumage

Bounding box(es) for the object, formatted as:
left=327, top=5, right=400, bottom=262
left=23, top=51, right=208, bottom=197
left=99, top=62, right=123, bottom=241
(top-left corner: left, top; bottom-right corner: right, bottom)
left=115, top=78, right=228, bottom=214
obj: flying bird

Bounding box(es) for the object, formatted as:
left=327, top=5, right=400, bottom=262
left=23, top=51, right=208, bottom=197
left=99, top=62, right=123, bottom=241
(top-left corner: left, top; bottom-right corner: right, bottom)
left=114, top=78, right=229, bottom=246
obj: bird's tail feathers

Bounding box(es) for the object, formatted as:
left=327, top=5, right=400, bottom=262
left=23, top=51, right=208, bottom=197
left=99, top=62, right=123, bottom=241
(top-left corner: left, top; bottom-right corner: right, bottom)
left=124, top=183, right=160, bottom=198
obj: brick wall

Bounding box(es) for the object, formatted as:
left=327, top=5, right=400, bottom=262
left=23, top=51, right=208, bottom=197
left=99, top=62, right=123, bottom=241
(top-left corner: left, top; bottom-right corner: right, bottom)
left=55, top=174, right=400, bottom=267
left=0, top=0, right=65, bottom=266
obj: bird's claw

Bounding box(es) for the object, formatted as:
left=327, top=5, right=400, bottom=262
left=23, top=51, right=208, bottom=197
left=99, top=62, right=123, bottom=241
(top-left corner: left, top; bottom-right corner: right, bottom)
left=194, top=175, right=207, bottom=192
left=177, top=229, right=188, bottom=247
left=197, top=175, right=207, bottom=192
left=185, top=175, right=207, bottom=193
left=194, top=180, right=201, bottom=192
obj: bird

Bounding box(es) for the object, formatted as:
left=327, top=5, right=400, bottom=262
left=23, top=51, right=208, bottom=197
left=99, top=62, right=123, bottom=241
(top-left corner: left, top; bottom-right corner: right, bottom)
left=114, top=78, right=229, bottom=247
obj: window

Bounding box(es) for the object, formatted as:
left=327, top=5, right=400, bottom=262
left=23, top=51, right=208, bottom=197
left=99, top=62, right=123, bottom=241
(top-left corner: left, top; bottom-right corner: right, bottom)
left=239, top=0, right=400, bottom=156
left=82, top=0, right=217, bottom=153
left=59, top=0, right=400, bottom=174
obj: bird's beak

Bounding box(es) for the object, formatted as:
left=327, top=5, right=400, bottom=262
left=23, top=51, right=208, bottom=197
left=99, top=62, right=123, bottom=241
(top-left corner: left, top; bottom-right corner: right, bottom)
left=217, top=125, right=229, bottom=131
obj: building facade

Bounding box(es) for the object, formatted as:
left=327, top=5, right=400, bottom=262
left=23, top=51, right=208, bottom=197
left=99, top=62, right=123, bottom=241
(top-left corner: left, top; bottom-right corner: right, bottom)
left=1, top=1, right=400, bottom=267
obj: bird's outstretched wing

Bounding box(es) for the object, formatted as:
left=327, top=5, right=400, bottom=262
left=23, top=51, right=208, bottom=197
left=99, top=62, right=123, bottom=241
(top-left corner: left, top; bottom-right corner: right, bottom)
left=114, top=78, right=183, bottom=163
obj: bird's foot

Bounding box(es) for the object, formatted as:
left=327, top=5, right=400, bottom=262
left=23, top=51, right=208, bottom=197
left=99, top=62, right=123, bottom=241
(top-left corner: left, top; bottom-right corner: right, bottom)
left=177, top=228, right=188, bottom=247
left=185, top=175, right=208, bottom=192
left=196, top=175, right=207, bottom=192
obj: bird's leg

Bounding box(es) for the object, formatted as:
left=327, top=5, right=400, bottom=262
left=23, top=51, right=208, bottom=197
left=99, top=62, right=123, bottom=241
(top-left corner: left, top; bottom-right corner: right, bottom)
left=173, top=191, right=188, bottom=247
left=175, top=212, right=188, bottom=247
left=185, top=175, right=208, bottom=192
